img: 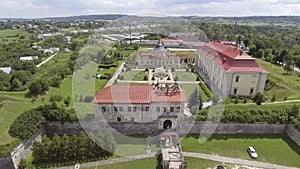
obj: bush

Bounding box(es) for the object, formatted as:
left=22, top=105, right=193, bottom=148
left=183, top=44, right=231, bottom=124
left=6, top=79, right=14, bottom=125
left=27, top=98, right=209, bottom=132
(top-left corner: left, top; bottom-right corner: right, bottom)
left=9, top=110, right=45, bottom=140
left=50, top=95, right=63, bottom=102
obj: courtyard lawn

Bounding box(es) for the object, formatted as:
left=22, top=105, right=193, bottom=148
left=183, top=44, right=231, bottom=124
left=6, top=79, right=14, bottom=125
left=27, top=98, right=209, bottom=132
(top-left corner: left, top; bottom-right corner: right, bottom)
left=180, top=84, right=210, bottom=102
left=256, top=59, right=300, bottom=100
left=172, top=71, right=197, bottom=81
left=180, top=134, right=300, bottom=168
left=119, top=70, right=148, bottom=81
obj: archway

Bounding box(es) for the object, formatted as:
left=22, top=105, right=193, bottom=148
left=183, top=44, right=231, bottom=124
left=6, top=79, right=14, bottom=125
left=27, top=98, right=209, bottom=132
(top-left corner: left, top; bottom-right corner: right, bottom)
left=163, top=120, right=172, bottom=129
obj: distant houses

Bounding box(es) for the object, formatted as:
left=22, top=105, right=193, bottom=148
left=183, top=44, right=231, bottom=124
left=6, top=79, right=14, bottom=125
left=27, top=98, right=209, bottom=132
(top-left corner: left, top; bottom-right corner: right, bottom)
left=20, top=56, right=39, bottom=61
left=0, top=67, right=12, bottom=74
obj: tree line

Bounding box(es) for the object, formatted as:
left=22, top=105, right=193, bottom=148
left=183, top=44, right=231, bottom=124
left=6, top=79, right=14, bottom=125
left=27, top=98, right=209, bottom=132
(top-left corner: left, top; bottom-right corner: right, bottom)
left=9, top=102, right=78, bottom=140
left=28, top=131, right=115, bottom=168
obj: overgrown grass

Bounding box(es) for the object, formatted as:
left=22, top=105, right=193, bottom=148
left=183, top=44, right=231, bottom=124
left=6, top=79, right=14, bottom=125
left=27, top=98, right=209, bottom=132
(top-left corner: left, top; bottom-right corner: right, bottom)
left=256, top=59, right=300, bottom=100
left=180, top=84, right=210, bottom=102
left=181, top=134, right=300, bottom=167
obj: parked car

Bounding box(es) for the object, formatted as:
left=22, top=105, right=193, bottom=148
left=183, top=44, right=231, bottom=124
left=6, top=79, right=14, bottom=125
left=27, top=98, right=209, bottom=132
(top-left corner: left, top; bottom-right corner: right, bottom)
left=216, top=166, right=225, bottom=169
left=247, top=146, right=258, bottom=158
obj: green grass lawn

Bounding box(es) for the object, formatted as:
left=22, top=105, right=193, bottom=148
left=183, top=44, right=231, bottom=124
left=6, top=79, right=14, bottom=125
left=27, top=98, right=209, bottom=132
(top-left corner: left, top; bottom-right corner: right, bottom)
left=181, top=134, right=300, bottom=167
left=172, top=71, right=197, bottom=81
left=120, top=70, right=148, bottom=81
left=0, top=29, right=31, bottom=44
left=224, top=102, right=300, bottom=112
left=256, top=59, right=300, bottom=100
left=180, top=84, right=210, bottom=102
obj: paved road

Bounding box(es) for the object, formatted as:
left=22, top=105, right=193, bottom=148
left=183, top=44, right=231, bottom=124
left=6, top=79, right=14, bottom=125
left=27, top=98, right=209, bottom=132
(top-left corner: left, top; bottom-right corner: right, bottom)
left=105, top=62, right=125, bottom=87
left=56, top=153, right=156, bottom=169
left=36, top=53, right=58, bottom=68
left=182, top=152, right=299, bottom=169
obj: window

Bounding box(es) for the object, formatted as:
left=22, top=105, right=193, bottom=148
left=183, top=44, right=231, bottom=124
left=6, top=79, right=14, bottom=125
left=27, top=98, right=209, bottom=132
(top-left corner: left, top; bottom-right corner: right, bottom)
left=176, top=106, right=181, bottom=112
left=117, top=117, right=121, bottom=122
left=102, top=107, right=106, bottom=112
left=163, top=107, right=167, bottom=112
left=251, top=75, right=257, bottom=83
left=114, top=106, right=118, bottom=112
left=133, top=106, right=137, bottom=112
left=170, top=107, right=174, bottom=112
left=141, top=61, right=144, bottom=64
left=235, top=75, right=240, bottom=82
left=233, top=88, right=238, bottom=95
left=156, top=107, right=160, bottom=112
left=127, top=107, right=131, bottom=112
left=119, top=107, right=123, bottom=112
left=250, top=88, right=254, bottom=95
left=144, top=106, right=149, bottom=112
left=130, top=117, right=134, bottom=123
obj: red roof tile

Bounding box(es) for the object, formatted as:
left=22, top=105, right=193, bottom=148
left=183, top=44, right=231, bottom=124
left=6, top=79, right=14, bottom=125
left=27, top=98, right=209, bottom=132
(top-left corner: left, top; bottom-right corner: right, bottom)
left=93, top=85, right=187, bottom=104
left=199, top=42, right=267, bottom=73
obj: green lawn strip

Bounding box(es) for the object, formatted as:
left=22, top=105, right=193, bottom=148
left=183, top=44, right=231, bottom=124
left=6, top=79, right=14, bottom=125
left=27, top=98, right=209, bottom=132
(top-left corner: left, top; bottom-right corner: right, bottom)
left=180, top=84, right=209, bottom=102
left=180, top=134, right=300, bottom=167
left=224, top=102, right=300, bottom=112
left=256, top=59, right=300, bottom=100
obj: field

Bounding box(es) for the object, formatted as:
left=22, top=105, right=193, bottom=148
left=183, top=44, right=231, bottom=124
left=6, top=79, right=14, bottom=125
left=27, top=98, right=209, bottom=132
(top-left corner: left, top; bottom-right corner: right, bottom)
left=256, top=59, right=300, bottom=100
left=180, top=134, right=300, bottom=167
left=0, top=29, right=31, bottom=44
left=172, top=71, right=197, bottom=81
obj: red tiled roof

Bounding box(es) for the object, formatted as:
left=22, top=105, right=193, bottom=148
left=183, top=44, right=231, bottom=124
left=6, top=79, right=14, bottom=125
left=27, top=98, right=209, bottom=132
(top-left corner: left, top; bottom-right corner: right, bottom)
left=93, top=85, right=187, bottom=104
left=199, top=42, right=267, bottom=73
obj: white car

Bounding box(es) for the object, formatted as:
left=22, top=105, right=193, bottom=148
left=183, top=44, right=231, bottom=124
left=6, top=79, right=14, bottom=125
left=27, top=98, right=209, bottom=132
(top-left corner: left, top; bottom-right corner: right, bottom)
left=247, top=146, right=258, bottom=159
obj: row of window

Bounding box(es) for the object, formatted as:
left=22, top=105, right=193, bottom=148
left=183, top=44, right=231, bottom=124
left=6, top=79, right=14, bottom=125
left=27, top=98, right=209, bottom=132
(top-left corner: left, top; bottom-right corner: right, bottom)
left=233, top=88, right=254, bottom=95
left=101, top=106, right=181, bottom=113
left=140, top=60, right=179, bottom=65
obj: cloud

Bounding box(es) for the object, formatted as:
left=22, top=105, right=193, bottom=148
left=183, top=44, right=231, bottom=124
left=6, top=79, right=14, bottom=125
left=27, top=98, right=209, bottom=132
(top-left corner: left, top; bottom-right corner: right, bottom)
left=0, top=0, right=299, bottom=18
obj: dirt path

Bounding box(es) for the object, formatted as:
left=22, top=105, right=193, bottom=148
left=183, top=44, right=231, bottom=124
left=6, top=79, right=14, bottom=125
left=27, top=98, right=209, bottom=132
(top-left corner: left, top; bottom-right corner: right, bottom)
left=36, top=53, right=58, bottom=68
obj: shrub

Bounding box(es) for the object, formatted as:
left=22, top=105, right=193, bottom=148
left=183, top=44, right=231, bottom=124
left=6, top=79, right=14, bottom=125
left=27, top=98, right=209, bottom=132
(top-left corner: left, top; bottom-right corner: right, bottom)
left=9, top=110, right=45, bottom=140
left=50, top=95, right=63, bottom=102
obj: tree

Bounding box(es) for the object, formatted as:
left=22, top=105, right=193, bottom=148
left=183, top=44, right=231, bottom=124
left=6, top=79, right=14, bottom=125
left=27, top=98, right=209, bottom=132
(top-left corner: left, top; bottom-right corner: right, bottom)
left=189, top=87, right=202, bottom=114
left=283, top=58, right=293, bottom=74
left=10, top=78, right=22, bottom=90
left=289, top=105, right=299, bottom=121
left=0, top=71, right=10, bottom=90
left=252, top=92, right=264, bottom=105
left=255, top=49, right=264, bottom=58
left=28, top=80, right=49, bottom=97
left=243, top=38, right=250, bottom=49
left=64, top=96, right=71, bottom=107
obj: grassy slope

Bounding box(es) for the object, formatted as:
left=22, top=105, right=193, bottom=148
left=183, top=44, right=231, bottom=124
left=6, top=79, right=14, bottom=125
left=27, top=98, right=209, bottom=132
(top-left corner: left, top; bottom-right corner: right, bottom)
left=0, top=30, right=31, bottom=44
left=256, top=59, right=300, bottom=100
left=181, top=134, right=300, bottom=167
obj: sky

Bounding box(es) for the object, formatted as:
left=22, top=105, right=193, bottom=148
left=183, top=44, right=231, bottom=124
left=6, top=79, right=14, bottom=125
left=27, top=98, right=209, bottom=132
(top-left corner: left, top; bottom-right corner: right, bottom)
left=0, top=0, right=299, bottom=18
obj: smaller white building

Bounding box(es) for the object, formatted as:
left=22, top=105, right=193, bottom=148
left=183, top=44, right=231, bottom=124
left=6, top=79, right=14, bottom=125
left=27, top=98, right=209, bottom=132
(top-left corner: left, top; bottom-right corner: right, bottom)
left=20, top=56, right=39, bottom=61
left=0, top=67, right=12, bottom=74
